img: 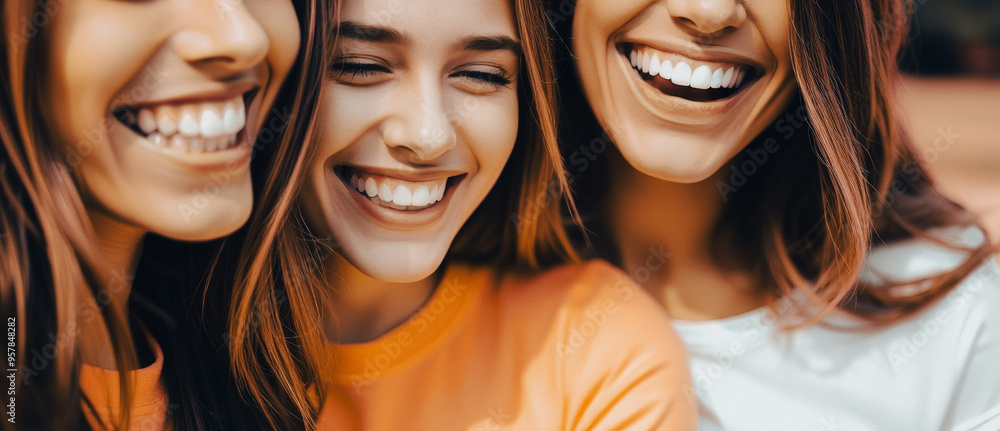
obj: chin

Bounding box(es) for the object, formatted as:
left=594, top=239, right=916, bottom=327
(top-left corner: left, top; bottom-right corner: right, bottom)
left=345, top=244, right=450, bottom=284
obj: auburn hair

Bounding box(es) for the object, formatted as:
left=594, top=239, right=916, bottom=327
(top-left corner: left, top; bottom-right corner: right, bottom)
left=2, top=0, right=330, bottom=429
left=556, top=0, right=994, bottom=324
left=225, top=0, right=582, bottom=429
left=2, top=0, right=136, bottom=428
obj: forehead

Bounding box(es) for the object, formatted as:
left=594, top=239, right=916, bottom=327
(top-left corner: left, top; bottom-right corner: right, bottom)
left=339, top=0, right=517, bottom=42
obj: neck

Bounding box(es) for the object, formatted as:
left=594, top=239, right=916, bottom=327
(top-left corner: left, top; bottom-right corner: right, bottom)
left=607, top=150, right=768, bottom=320
left=322, top=256, right=438, bottom=344
left=79, top=210, right=146, bottom=369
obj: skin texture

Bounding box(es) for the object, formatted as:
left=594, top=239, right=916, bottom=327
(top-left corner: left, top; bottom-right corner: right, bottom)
left=572, top=0, right=795, bottom=319
left=299, top=0, right=520, bottom=342
left=42, top=0, right=300, bottom=367
left=573, top=0, right=796, bottom=183
left=45, top=0, right=300, bottom=244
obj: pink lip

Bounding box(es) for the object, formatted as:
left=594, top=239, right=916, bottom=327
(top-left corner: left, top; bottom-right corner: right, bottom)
left=120, top=126, right=253, bottom=173
left=613, top=43, right=757, bottom=124
left=618, top=39, right=767, bottom=73
left=335, top=167, right=463, bottom=231
left=112, top=79, right=261, bottom=112
left=341, top=165, right=465, bottom=183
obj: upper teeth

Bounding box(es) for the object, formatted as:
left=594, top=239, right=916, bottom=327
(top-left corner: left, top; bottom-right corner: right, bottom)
left=349, top=171, right=448, bottom=210
left=131, top=96, right=247, bottom=153
left=629, top=48, right=746, bottom=90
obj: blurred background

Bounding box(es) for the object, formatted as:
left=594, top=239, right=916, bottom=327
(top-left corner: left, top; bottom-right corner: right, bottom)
left=896, top=0, right=1000, bottom=258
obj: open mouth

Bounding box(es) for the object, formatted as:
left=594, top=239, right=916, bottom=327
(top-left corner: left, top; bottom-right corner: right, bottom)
left=338, top=166, right=461, bottom=211
left=620, top=43, right=758, bottom=102
left=111, top=91, right=256, bottom=153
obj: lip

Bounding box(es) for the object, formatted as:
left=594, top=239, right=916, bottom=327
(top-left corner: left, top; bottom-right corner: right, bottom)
left=111, top=79, right=262, bottom=112
left=333, top=165, right=465, bottom=231
left=620, top=39, right=767, bottom=74
left=116, top=123, right=253, bottom=173
left=612, top=39, right=759, bottom=124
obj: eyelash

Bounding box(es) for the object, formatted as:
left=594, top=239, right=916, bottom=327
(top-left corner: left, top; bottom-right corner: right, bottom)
left=331, top=62, right=388, bottom=78
left=331, top=61, right=512, bottom=88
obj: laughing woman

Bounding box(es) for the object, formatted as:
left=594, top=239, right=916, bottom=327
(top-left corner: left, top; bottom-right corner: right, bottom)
left=0, top=0, right=325, bottom=428
left=223, top=0, right=697, bottom=429
left=559, top=0, right=1000, bottom=429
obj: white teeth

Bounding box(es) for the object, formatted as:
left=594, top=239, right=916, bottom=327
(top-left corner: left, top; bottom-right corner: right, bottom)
left=157, top=108, right=178, bottom=136
left=200, top=107, right=224, bottom=138
left=179, top=108, right=200, bottom=137
left=690, top=65, right=713, bottom=89
left=630, top=48, right=747, bottom=93
left=710, top=67, right=724, bottom=89
left=349, top=172, right=448, bottom=210
left=378, top=183, right=393, bottom=203
left=659, top=59, right=673, bottom=80
left=148, top=132, right=164, bottom=147
left=223, top=102, right=242, bottom=134
left=722, top=67, right=735, bottom=88
left=671, top=61, right=692, bottom=86
left=412, top=186, right=430, bottom=206
left=138, top=109, right=157, bottom=134
left=127, top=96, right=247, bottom=153
left=392, top=185, right=412, bottom=206
left=169, top=135, right=186, bottom=152
left=648, top=53, right=661, bottom=76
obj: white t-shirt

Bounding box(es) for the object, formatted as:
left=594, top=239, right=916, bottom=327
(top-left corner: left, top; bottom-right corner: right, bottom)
left=674, top=227, right=1000, bottom=431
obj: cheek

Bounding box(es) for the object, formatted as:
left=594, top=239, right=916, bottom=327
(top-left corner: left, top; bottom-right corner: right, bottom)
left=460, top=93, right=519, bottom=174
left=252, top=0, right=301, bottom=81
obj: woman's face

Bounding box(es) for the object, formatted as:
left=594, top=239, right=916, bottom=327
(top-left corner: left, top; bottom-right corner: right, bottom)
left=300, top=0, right=520, bottom=282
left=573, top=0, right=797, bottom=182
left=43, top=0, right=300, bottom=241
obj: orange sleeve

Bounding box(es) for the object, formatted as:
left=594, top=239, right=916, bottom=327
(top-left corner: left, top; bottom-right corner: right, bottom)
left=557, top=262, right=697, bottom=431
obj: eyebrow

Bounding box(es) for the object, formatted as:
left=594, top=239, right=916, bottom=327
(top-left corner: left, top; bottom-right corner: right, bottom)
left=336, top=21, right=521, bottom=57
left=456, top=35, right=522, bottom=58
left=336, top=21, right=409, bottom=45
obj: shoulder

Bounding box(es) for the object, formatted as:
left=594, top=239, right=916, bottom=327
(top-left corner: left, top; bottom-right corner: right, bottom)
left=499, top=260, right=668, bottom=332
left=500, top=260, right=697, bottom=430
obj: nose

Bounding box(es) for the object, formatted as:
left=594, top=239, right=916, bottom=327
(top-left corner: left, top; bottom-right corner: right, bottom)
left=381, top=78, right=457, bottom=162
left=665, top=0, right=747, bottom=38
left=171, top=0, right=271, bottom=75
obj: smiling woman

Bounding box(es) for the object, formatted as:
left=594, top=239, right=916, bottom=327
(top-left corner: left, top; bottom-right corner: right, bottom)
left=0, top=0, right=325, bottom=429
left=224, top=0, right=697, bottom=429
left=558, top=0, right=1000, bottom=429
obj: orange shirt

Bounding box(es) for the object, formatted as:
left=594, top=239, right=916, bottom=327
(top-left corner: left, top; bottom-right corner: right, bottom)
left=317, top=260, right=696, bottom=431
left=80, top=338, right=169, bottom=430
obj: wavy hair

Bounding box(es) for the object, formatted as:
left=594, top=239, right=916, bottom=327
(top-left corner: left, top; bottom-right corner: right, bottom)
left=224, top=0, right=583, bottom=429
left=556, top=0, right=995, bottom=324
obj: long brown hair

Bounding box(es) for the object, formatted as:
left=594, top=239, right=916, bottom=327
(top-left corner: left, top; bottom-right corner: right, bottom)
left=2, top=0, right=329, bottom=429
left=2, top=0, right=138, bottom=428
left=225, top=0, right=582, bottom=429
left=556, top=0, right=994, bottom=324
